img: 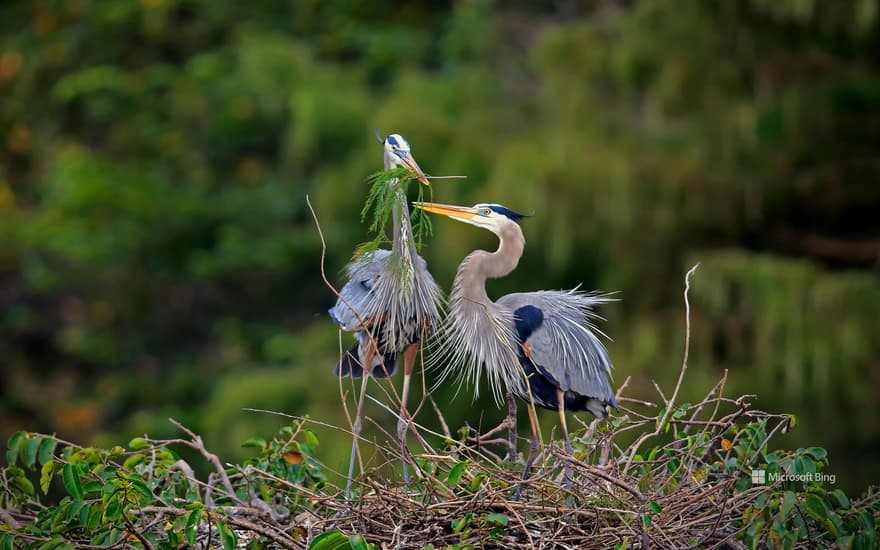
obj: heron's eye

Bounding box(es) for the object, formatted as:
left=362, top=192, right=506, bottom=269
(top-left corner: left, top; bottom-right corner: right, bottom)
left=483, top=208, right=492, bottom=216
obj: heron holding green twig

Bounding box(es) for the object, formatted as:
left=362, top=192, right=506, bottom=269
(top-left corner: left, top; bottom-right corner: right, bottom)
left=328, top=134, right=442, bottom=500
left=414, top=201, right=617, bottom=506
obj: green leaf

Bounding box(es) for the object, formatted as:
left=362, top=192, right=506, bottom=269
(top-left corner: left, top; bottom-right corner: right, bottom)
left=41, top=460, right=58, bottom=494
left=38, top=437, right=58, bottom=465
left=128, top=437, right=151, bottom=450
left=66, top=499, right=85, bottom=523
left=830, top=489, right=850, bottom=510
left=6, top=432, right=26, bottom=466
left=13, top=474, right=34, bottom=496
left=484, top=513, right=508, bottom=527
left=129, top=477, right=154, bottom=502
left=642, top=513, right=651, bottom=529
left=23, top=436, right=42, bottom=468
left=469, top=472, right=487, bottom=491
left=123, top=453, right=146, bottom=470
left=804, top=447, right=827, bottom=461
left=104, top=500, right=122, bottom=522
left=241, top=437, right=267, bottom=449
left=36, top=537, right=67, bottom=550
left=185, top=509, right=202, bottom=545
left=218, top=521, right=237, bottom=550
left=447, top=461, right=469, bottom=486
left=308, top=530, right=352, bottom=550
left=62, top=463, right=84, bottom=500
left=779, top=491, right=795, bottom=520
left=305, top=429, right=320, bottom=447
left=648, top=501, right=662, bottom=514
left=803, top=494, right=828, bottom=521
left=86, top=505, right=102, bottom=530
left=451, top=517, right=467, bottom=533
left=349, top=534, right=372, bottom=550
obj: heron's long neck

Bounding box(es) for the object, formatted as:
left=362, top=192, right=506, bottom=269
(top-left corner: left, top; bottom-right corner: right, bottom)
left=386, top=155, right=417, bottom=259
left=391, top=188, right=416, bottom=258
left=453, top=223, right=525, bottom=307
left=442, top=222, right=526, bottom=402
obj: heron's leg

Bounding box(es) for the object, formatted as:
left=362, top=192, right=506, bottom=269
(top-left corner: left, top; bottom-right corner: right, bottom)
left=513, top=400, right=541, bottom=502
left=397, top=342, right=419, bottom=485
left=505, top=392, right=519, bottom=462
left=557, top=388, right=574, bottom=509
left=345, top=346, right=375, bottom=502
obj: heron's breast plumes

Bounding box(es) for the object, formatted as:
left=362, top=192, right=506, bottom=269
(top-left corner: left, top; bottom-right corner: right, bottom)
left=428, top=252, right=524, bottom=404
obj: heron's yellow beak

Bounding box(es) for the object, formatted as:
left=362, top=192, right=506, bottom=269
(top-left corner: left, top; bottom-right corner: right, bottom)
left=399, top=153, right=429, bottom=186
left=412, top=201, right=478, bottom=221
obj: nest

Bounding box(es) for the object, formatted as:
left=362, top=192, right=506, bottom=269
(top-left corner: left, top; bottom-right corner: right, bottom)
left=291, top=371, right=795, bottom=549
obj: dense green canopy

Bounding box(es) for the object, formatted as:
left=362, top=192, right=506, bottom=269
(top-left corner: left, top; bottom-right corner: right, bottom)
left=1, top=0, right=877, bottom=494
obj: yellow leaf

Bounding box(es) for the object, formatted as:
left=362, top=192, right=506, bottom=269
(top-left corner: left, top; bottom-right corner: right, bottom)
left=721, top=438, right=732, bottom=451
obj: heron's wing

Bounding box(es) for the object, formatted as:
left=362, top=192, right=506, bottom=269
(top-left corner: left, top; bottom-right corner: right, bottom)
left=328, top=249, right=392, bottom=331
left=497, top=289, right=618, bottom=412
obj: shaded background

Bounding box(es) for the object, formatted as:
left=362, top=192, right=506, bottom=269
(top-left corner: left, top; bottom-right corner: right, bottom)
left=1, top=0, right=877, bottom=495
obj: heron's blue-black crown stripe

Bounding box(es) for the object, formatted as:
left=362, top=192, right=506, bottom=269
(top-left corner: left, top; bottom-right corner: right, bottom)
left=488, top=204, right=528, bottom=221
left=387, top=134, right=408, bottom=149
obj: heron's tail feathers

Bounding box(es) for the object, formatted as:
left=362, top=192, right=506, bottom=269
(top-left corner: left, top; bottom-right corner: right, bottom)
left=567, top=395, right=620, bottom=419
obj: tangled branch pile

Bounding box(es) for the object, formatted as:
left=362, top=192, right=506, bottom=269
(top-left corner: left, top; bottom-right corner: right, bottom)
left=2, top=368, right=878, bottom=549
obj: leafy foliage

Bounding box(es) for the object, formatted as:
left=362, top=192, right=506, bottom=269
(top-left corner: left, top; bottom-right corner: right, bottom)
left=0, top=420, right=326, bottom=548
left=356, top=166, right=434, bottom=257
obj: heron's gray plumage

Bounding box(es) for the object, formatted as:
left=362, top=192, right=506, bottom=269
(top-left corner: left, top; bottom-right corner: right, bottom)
left=329, top=249, right=390, bottom=332
left=328, top=134, right=442, bottom=376
left=424, top=203, right=616, bottom=417
left=497, top=290, right=617, bottom=413
left=330, top=133, right=444, bottom=499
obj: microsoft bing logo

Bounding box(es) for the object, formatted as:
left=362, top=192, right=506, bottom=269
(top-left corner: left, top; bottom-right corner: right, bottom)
left=749, top=468, right=835, bottom=486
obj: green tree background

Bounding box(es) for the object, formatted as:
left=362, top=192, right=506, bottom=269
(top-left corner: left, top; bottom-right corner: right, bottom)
left=1, top=0, right=877, bottom=495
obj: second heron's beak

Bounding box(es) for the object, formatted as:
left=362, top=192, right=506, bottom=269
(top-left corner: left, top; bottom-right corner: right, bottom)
left=412, top=201, right=478, bottom=221
left=397, top=152, right=429, bottom=186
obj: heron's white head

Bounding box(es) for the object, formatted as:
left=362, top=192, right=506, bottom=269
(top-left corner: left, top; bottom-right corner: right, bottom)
left=412, top=202, right=527, bottom=234
left=382, top=133, right=428, bottom=185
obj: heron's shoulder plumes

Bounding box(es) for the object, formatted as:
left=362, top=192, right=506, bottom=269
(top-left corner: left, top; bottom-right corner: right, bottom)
left=497, top=288, right=617, bottom=404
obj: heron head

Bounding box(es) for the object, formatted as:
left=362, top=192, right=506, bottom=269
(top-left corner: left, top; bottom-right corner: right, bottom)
left=381, top=133, right=429, bottom=185
left=412, top=201, right=527, bottom=233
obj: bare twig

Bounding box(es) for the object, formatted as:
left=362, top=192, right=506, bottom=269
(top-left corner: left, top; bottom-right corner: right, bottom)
left=168, top=418, right=242, bottom=504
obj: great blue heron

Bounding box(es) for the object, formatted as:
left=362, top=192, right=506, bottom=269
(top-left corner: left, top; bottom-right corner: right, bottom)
left=328, top=134, right=442, bottom=500
left=413, top=201, right=617, bottom=504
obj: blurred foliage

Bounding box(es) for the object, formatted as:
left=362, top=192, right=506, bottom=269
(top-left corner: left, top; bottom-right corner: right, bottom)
left=0, top=0, right=878, bottom=495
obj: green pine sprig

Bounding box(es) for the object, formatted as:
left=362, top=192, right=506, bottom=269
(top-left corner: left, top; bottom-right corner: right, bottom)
left=355, top=166, right=435, bottom=258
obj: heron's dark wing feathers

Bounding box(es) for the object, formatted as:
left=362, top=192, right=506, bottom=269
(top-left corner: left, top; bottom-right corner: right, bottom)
left=333, top=334, right=398, bottom=378
left=499, top=290, right=618, bottom=411
left=335, top=342, right=364, bottom=377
